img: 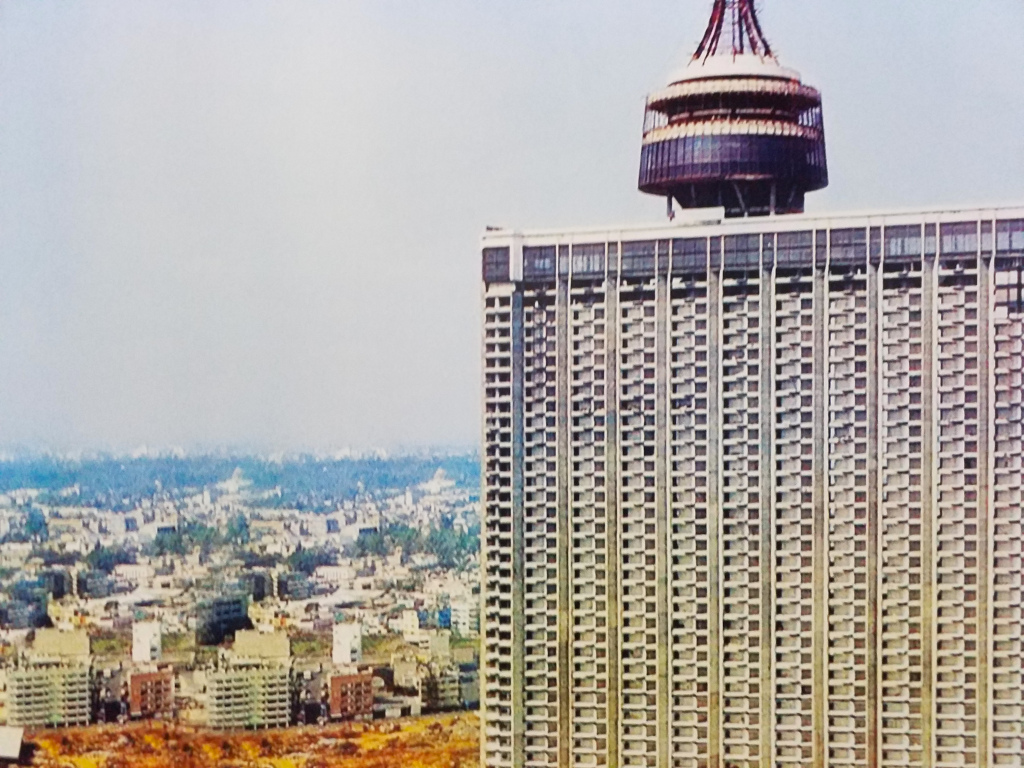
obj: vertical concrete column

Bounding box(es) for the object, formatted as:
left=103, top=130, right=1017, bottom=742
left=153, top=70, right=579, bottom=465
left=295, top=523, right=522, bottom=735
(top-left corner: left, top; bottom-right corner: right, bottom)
left=480, top=286, right=491, bottom=768
left=605, top=253, right=622, bottom=768
left=921, top=248, right=937, bottom=768
left=976, top=224, right=994, bottom=768
left=556, top=267, right=572, bottom=768
left=511, top=289, right=527, bottom=768
left=867, top=256, right=882, bottom=768
left=812, top=239, right=829, bottom=768
left=655, top=249, right=671, bottom=768
left=706, top=239, right=723, bottom=768
left=758, top=238, right=776, bottom=768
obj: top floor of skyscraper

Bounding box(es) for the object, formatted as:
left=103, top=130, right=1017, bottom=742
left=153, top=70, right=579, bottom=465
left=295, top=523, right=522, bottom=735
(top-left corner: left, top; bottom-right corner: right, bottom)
left=481, top=206, right=1024, bottom=299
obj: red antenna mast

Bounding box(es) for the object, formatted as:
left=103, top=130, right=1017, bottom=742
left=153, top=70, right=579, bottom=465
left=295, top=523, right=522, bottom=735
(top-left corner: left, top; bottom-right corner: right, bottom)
left=693, top=0, right=773, bottom=62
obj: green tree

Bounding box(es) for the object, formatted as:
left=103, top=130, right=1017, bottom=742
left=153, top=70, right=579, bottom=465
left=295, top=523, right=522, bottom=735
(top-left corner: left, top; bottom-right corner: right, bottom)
left=182, top=523, right=221, bottom=556
left=151, top=531, right=187, bottom=557
left=423, top=523, right=479, bottom=570
left=85, top=545, right=135, bottom=574
left=426, top=526, right=463, bottom=569
left=225, top=514, right=250, bottom=545
left=287, top=546, right=336, bottom=575
left=351, top=530, right=388, bottom=558
left=23, top=510, right=48, bottom=541
left=387, top=524, right=422, bottom=555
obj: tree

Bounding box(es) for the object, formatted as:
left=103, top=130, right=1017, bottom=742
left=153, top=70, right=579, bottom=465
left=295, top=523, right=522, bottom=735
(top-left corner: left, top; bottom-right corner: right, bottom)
left=151, top=531, right=187, bottom=557
left=387, top=524, right=422, bottom=555
left=287, top=546, right=336, bottom=576
left=37, top=549, right=77, bottom=567
left=23, top=510, right=48, bottom=541
left=182, top=523, right=221, bottom=556
left=426, top=527, right=462, bottom=569
left=350, top=530, right=388, bottom=558
left=225, top=514, right=250, bottom=545
left=423, top=523, right=479, bottom=570
left=86, top=545, right=135, bottom=574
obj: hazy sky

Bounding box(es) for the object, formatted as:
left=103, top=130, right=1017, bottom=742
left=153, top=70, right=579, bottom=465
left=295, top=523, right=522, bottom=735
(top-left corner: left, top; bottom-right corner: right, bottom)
left=1, top=1, right=1023, bottom=453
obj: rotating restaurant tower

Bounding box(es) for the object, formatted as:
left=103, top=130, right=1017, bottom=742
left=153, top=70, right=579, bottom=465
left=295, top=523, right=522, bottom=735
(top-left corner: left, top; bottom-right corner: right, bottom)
left=638, top=0, right=827, bottom=217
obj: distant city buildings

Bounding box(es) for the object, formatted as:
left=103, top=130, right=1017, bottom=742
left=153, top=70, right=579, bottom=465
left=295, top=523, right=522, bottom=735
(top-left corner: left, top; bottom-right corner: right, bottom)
left=131, top=621, right=161, bottom=663
left=329, top=673, right=374, bottom=721
left=207, top=662, right=290, bottom=730
left=196, top=595, right=249, bottom=646
left=332, top=622, right=362, bottom=666
left=129, top=670, right=174, bottom=720
left=0, top=462, right=480, bottom=731
left=449, top=596, right=479, bottom=638
left=7, top=662, right=90, bottom=728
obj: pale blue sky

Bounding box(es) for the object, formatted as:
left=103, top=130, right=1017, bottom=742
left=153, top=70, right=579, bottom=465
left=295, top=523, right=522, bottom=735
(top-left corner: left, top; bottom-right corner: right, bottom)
left=1, top=1, right=1022, bottom=452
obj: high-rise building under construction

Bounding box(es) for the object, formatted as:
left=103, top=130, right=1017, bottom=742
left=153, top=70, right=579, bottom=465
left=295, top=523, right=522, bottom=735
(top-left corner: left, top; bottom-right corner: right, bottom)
left=479, top=3, right=1024, bottom=768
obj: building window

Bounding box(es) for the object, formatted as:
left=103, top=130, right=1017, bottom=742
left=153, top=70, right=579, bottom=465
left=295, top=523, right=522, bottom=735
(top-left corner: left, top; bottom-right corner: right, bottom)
left=995, top=261, right=1024, bottom=313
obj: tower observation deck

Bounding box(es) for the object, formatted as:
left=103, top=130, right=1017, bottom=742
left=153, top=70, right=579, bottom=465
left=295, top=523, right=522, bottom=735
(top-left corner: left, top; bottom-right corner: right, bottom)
left=639, top=0, right=828, bottom=217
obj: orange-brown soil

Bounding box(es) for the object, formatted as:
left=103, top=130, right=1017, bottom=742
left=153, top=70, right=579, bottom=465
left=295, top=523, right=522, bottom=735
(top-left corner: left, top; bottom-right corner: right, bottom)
left=26, top=712, right=479, bottom=768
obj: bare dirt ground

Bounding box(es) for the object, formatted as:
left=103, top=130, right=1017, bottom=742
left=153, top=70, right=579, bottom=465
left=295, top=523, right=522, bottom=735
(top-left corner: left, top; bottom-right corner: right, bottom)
left=25, top=712, right=479, bottom=768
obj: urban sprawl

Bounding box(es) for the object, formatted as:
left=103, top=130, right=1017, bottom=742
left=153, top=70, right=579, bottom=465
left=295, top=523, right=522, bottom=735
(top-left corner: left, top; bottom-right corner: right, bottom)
left=0, top=459, right=481, bottom=730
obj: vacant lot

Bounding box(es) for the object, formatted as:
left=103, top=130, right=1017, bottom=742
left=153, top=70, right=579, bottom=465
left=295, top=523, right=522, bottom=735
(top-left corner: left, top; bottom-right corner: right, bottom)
left=27, top=712, right=479, bottom=768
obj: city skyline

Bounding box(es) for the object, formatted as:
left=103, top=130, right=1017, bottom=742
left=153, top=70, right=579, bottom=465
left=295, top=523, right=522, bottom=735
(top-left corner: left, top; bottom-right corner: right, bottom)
left=2, top=1, right=1024, bottom=452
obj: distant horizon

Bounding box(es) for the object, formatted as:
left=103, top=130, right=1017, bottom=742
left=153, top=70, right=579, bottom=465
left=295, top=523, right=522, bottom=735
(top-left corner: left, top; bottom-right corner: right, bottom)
left=0, top=450, right=482, bottom=507
left=0, top=443, right=480, bottom=462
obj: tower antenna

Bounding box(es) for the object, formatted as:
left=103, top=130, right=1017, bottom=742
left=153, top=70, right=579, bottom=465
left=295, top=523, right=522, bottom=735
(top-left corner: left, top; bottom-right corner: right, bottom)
left=638, top=0, right=827, bottom=217
left=693, top=0, right=773, bottom=62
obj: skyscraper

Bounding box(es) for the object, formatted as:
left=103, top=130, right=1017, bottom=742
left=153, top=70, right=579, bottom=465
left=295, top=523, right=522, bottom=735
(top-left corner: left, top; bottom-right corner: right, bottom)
left=479, top=4, right=1024, bottom=768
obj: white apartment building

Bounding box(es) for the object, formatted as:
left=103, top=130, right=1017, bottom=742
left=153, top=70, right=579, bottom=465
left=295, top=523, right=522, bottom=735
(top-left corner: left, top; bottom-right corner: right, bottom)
left=480, top=207, right=1024, bottom=768
left=332, top=622, right=363, bottom=666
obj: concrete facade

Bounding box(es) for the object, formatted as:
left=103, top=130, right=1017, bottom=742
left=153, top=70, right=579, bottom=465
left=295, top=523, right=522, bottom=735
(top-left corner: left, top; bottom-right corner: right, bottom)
left=197, top=595, right=249, bottom=646
left=232, top=630, right=290, bottom=662
left=7, top=662, right=90, bottom=728
left=31, top=628, right=89, bottom=661
left=328, top=673, right=373, bottom=721
left=206, top=663, right=289, bottom=730
left=129, top=670, right=174, bottom=719
left=450, top=597, right=481, bottom=638
left=131, top=622, right=162, bottom=663
left=332, top=622, right=362, bottom=666
left=480, top=207, right=1024, bottom=768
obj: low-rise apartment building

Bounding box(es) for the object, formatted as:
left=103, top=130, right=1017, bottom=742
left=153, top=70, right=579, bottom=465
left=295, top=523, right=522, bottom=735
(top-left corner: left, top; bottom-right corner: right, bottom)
left=329, top=673, right=373, bottom=721
left=206, top=662, right=289, bottom=730
left=129, top=671, right=174, bottom=720
left=6, top=662, right=89, bottom=728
